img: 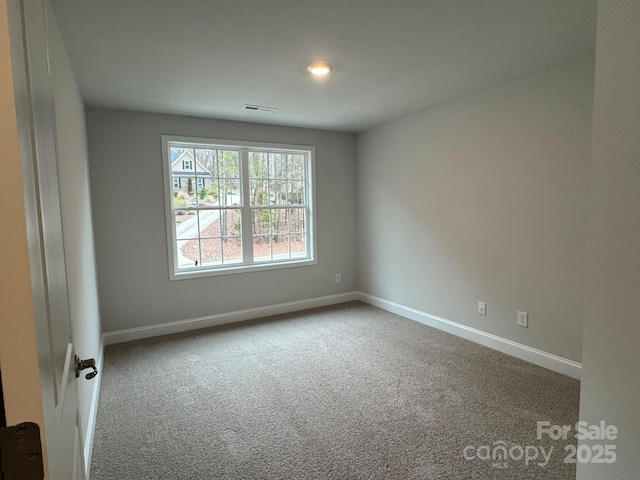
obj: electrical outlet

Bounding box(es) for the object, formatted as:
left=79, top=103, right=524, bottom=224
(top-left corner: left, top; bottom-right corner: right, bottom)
left=478, top=302, right=486, bottom=315
left=517, top=311, right=528, bottom=328
left=335, top=273, right=341, bottom=283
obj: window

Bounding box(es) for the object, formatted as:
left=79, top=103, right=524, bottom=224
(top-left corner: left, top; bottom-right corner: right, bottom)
left=173, top=178, right=180, bottom=189
left=182, top=159, right=193, bottom=170
left=162, top=136, right=316, bottom=279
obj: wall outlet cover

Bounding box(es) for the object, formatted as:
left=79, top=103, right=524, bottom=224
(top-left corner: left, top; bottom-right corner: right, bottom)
left=517, top=311, right=528, bottom=328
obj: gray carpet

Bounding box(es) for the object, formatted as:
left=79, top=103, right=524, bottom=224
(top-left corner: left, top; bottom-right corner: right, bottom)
left=90, top=302, right=580, bottom=479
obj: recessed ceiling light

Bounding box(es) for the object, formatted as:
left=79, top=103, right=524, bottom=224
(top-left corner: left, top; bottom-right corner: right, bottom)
left=308, top=63, right=332, bottom=76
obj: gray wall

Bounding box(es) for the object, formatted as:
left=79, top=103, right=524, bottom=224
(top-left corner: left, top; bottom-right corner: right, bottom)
left=578, top=0, right=640, bottom=478
left=86, top=108, right=357, bottom=333
left=356, top=58, right=594, bottom=362
left=49, top=7, right=102, bottom=463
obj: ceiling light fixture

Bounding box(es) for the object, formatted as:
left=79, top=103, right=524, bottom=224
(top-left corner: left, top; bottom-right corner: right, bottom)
left=308, top=62, right=332, bottom=76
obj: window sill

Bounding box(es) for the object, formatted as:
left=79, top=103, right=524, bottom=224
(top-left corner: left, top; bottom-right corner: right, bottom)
left=169, top=257, right=317, bottom=281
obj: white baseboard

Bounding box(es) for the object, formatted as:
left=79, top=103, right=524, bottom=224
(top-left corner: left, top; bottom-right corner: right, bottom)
left=84, top=336, right=104, bottom=480
left=101, top=288, right=579, bottom=377
left=103, top=291, right=359, bottom=346
left=357, top=292, right=582, bottom=380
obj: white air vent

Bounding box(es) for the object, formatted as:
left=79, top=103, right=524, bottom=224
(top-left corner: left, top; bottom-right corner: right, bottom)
left=243, top=104, right=278, bottom=113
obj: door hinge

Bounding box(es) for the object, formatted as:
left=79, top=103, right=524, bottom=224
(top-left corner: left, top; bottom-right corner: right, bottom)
left=0, top=422, right=44, bottom=480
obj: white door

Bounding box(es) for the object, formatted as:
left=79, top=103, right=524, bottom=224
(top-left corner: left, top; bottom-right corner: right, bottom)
left=6, top=0, right=84, bottom=478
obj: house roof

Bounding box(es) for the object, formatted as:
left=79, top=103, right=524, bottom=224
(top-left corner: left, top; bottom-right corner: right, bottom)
left=171, top=150, right=213, bottom=177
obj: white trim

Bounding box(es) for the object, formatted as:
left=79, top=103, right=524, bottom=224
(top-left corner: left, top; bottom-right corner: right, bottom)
left=357, top=292, right=582, bottom=380
left=162, top=135, right=314, bottom=154
left=103, top=292, right=359, bottom=346
left=83, top=337, right=105, bottom=480
left=57, top=343, right=75, bottom=426
left=171, top=257, right=318, bottom=280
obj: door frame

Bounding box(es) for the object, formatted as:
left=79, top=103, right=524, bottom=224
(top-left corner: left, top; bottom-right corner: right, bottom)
left=0, top=0, right=84, bottom=478
left=0, top=0, right=49, bottom=442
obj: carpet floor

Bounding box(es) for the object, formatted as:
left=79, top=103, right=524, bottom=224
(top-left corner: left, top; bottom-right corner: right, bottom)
left=90, top=302, right=580, bottom=479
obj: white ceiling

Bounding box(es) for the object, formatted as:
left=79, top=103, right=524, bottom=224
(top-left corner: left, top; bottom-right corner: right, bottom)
left=50, top=0, right=596, bottom=133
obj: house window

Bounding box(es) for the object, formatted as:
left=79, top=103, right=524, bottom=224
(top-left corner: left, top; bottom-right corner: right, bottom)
left=182, top=159, right=193, bottom=170
left=162, top=135, right=316, bottom=279
left=173, top=178, right=180, bottom=189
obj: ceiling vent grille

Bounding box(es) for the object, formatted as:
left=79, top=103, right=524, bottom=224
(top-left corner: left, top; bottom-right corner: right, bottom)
left=243, top=104, right=278, bottom=113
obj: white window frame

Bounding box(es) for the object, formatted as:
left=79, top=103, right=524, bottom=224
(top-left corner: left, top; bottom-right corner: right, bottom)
left=162, top=135, right=317, bottom=280
left=182, top=159, right=193, bottom=170
left=172, top=177, right=180, bottom=189
left=196, top=177, right=204, bottom=190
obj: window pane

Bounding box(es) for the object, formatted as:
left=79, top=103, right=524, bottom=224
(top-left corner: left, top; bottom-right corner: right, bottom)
left=171, top=149, right=197, bottom=204
left=253, top=235, right=271, bottom=262
left=289, top=181, right=305, bottom=205
left=271, top=208, right=289, bottom=234
left=195, top=149, right=217, bottom=177
left=191, top=209, right=241, bottom=238
left=252, top=209, right=271, bottom=235
left=288, top=154, right=305, bottom=180
left=193, top=210, right=218, bottom=238
left=219, top=150, right=240, bottom=178
left=181, top=179, right=197, bottom=205
left=270, top=152, right=287, bottom=179
left=252, top=208, right=281, bottom=261
left=222, top=237, right=242, bottom=263
left=289, top=208, right=306, bottom=233
left=200, top=238, right=222, bottom=266
left=219, top=179, right=241, bottom=206
left=170, top=147, right=183, bottom=158
left=249, top=179, right=269, bottom=206
left=272, top=235, right=290, bottom=258
left=271, top=209, right=289, bottom=257
left=197, top=178, right=218, bottom=206
left=288, top=208, right=307, bottom=258
left=178, top=239, right=200, bottom=268
left=173, top=180, right=197, bottom=205
left=290, top=233, right=307, bottom=257
left=175, top=210, right=198, bottom=240
left=200, top=236, right=243, bottom=265
left=249, top=152, right=267, bottom=179
left=252, top=209, right=290, bottom=260
left=219, top=209, right=242, bottom=237
left=172, top=186, right=190, bottom=207
left=269, top=180, right=287, bottom=205
left=169, top=147, right=193, bottom=170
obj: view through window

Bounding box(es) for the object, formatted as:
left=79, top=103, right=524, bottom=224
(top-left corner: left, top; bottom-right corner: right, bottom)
left=162, top=136, right=315, bottom=278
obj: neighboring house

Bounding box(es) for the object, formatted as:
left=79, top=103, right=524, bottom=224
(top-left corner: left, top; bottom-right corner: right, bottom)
left=171, top=149, right=213, bottom=191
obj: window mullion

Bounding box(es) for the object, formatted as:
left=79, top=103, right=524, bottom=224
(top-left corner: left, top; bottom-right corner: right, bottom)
left=240, top=148, right=253, bottom=263
left=196, top=208, right=202, bottom=268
